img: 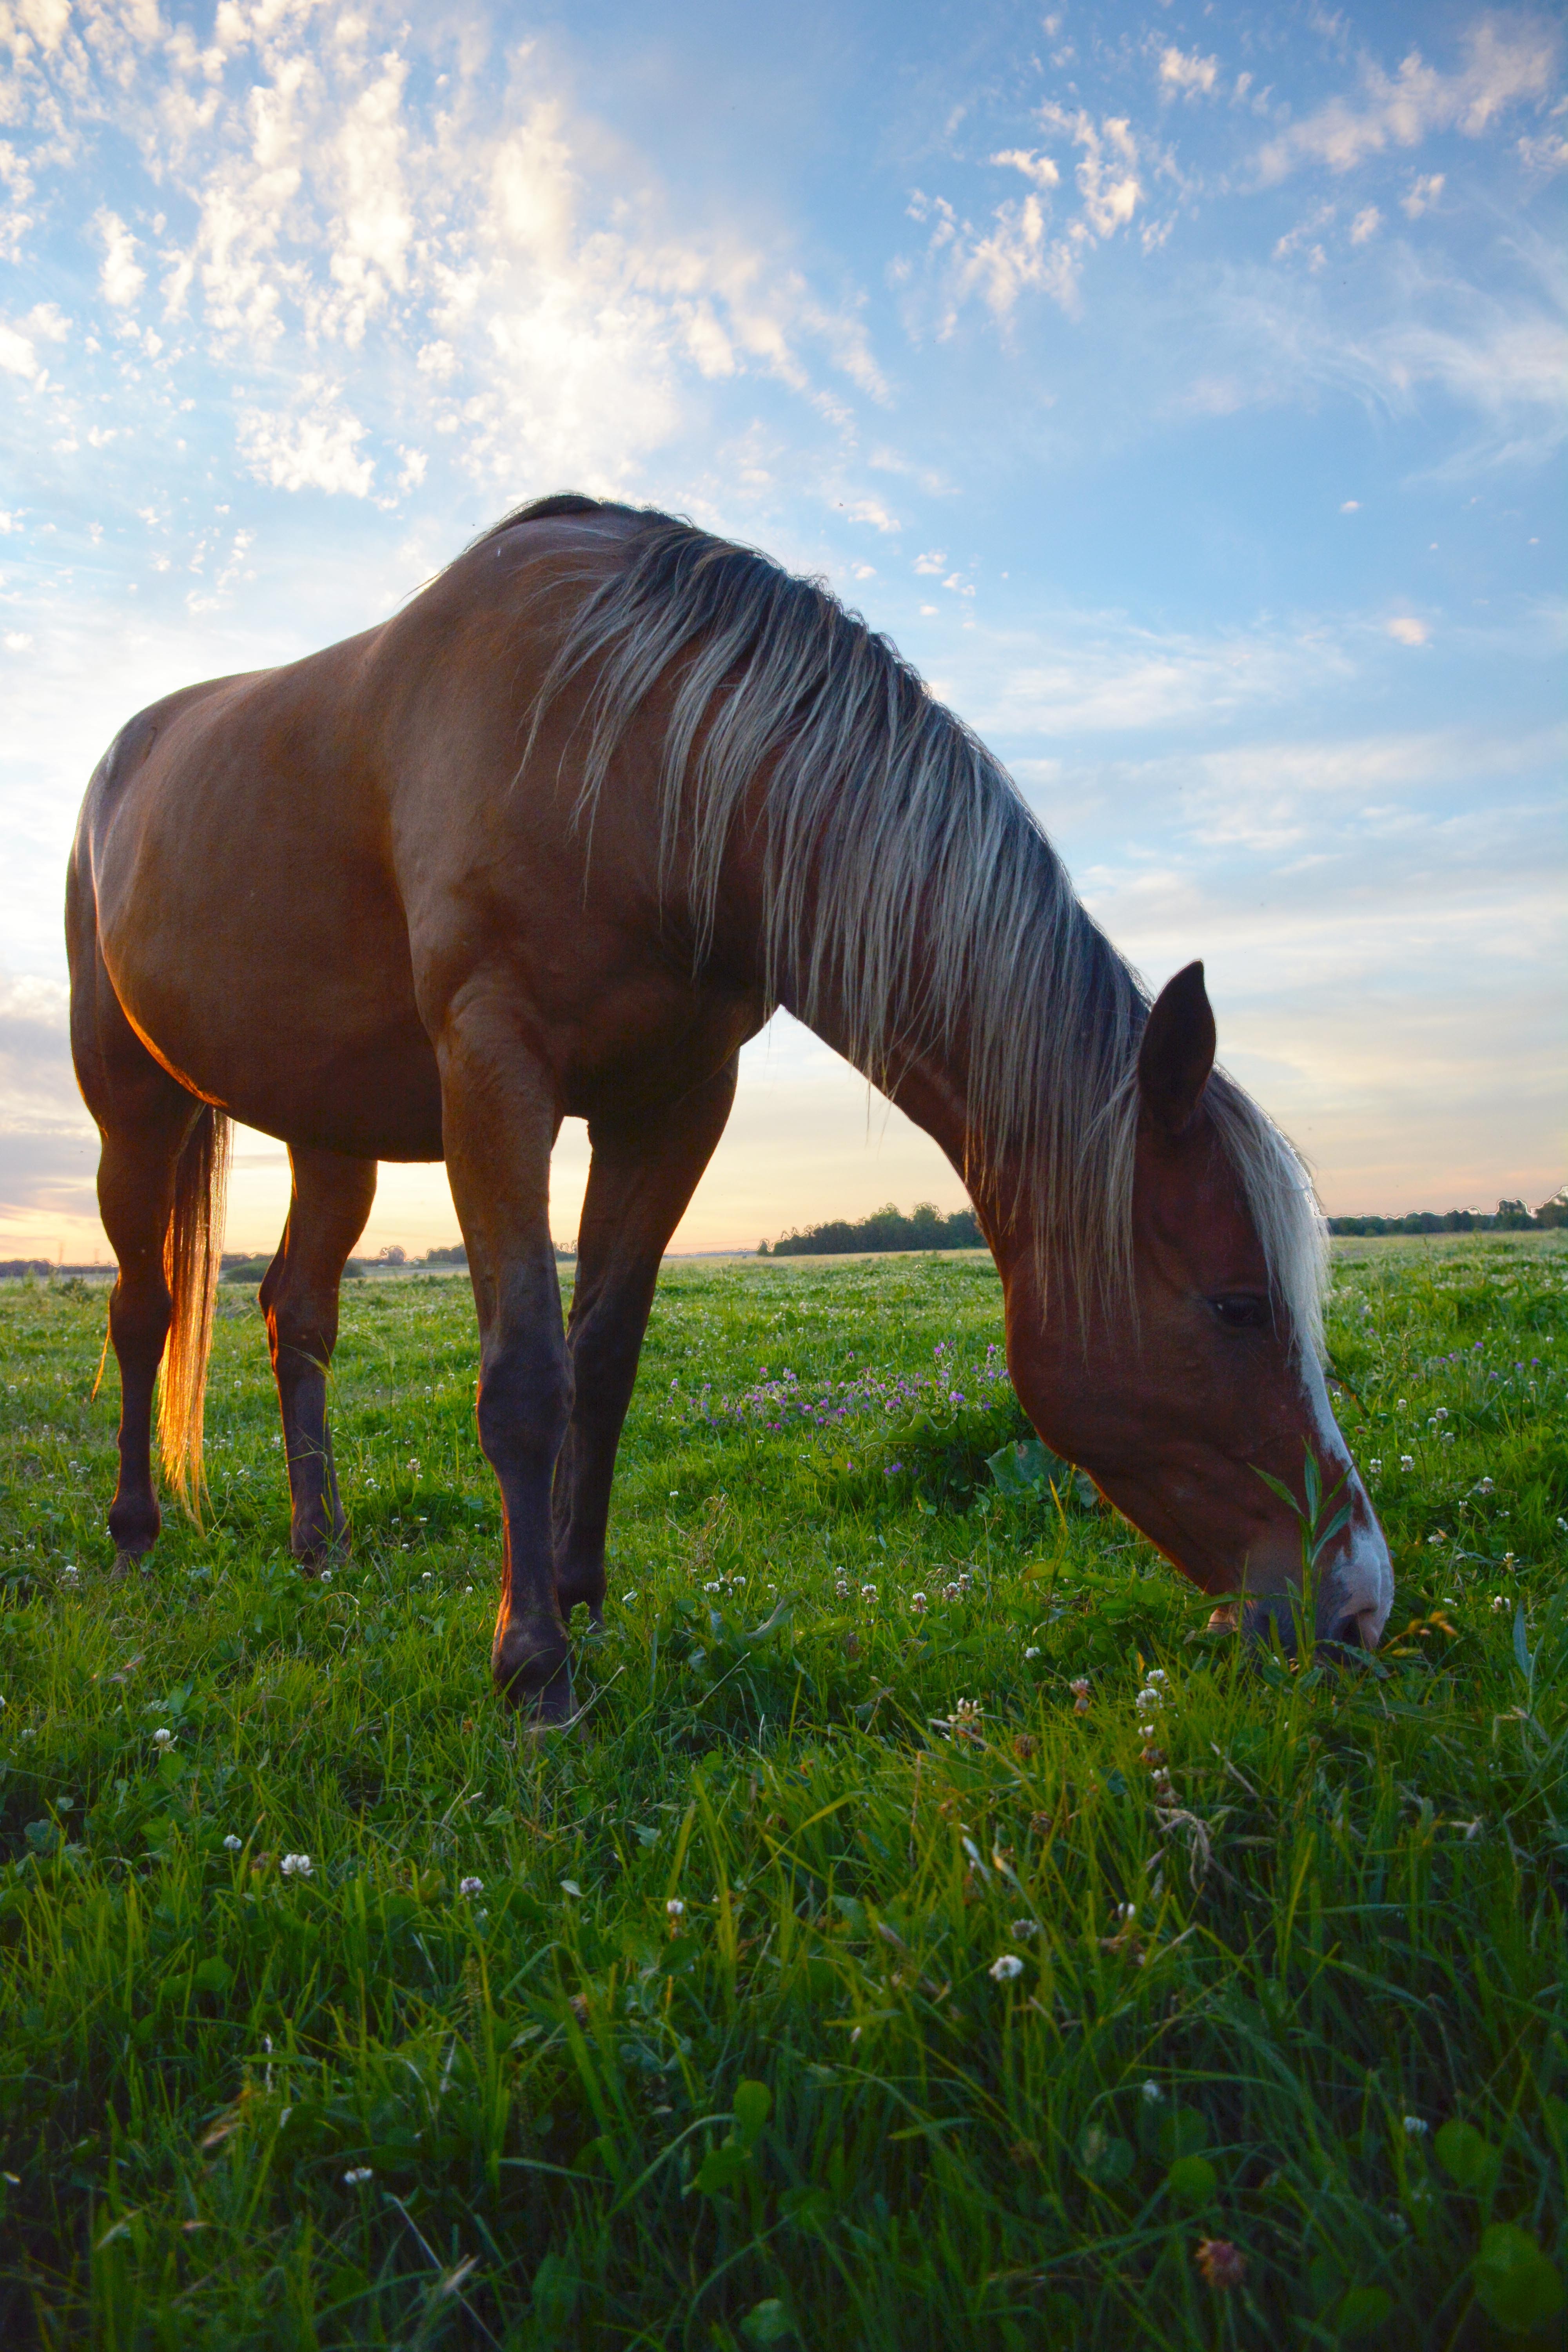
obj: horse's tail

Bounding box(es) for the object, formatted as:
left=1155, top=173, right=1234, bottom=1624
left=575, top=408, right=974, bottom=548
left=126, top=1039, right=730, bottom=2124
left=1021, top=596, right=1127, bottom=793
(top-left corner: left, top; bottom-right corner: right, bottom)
left=158, top=1103, right=232, bottom=1519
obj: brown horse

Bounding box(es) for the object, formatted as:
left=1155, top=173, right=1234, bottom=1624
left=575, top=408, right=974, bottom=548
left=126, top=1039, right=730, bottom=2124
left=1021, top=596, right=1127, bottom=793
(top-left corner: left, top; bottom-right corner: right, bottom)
left=67, top=493, right=1392, bottom=1722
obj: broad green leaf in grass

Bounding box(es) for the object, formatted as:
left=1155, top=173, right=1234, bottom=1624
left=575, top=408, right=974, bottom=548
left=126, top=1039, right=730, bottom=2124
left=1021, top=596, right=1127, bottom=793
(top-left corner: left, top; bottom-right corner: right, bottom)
left=1078, top=2127, right=1134, bottom=2187
left=1332, top=2285, right=1394, bottom=2337
left=740, top=2301, right=795, bottom=2347
left=693, top=2140, right=750, bottom=2196
left=733, top=2080, right=771, bottom=2149
left=1473, top=2225, right=1566, bottom=2334
left=1158, top=2107, right=1208, bottom=2163
left=1164, top=2155, right=1217, bottom=2202
left=1435, top=2120, right=1501, bottom=2193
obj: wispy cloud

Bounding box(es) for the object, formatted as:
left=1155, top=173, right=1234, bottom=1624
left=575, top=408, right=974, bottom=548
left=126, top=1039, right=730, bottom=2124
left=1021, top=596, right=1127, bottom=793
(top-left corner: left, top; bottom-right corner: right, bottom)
left=1254, top=16, right=1561, bottom=183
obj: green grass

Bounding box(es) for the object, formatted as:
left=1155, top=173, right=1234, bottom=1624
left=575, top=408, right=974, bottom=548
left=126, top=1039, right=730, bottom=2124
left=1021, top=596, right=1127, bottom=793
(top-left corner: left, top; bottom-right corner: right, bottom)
left=1, top=1237, right=1565, bottom=2349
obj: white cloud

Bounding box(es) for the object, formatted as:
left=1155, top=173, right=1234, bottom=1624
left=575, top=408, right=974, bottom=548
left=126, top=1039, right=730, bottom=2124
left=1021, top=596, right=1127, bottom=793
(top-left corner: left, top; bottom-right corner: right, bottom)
left=841, top=497, right=899, bottom=533
left=0, top=319, right=40, bottom=377
left=1256, top=20, right=1560, bottom=183
left=1158, top=47, right=1219, bottom=99
left=1348, top=205, right=1381, bottom=244
left=933, top=108, right=1145, bottom=328
left=1047, top=108, right=1142, bottom=239
left=1386, top=615, right=1429, bottom=645
left=1340, top=497, right=1360, bottom=510
left=94, top=207, right=144, bottom=308
left=1401, top=172, right=1445, bottom=217
left=1516, top=129, right=1568, bottom=173
left=237, top=380, right=375, bottom=496
left=991, top=148, right=1059, bottom=190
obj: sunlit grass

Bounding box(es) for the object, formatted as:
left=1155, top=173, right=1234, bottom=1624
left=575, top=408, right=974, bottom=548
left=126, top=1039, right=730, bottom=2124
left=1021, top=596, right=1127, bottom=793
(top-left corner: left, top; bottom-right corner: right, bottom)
left=1, top=1237, right=1564, bottom=2347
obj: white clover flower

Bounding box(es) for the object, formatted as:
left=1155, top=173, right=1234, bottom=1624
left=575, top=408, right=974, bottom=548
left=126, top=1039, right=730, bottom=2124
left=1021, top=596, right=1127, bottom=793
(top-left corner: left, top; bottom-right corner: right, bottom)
left=343, top=2167, right=373, bottom=2185
left=1403, top=2115, right=1428, bottom=2137
left=1010, top=1919, right=1038, bottom=1938
left=1400, top=1456, right=1414, bottom=1471
left=223, top=1834, right=243, bottom=1851
left=666, top=1897, right=685, bottom=1919
left=1397, top=1399, right=1408, bottom=1410
left=1369, top=1459, right=1383, bottom=1473
left=1145, top=1670, right=1167, bottom=1686
left=1116, top=1902, right=1137, bottom=1923
left=989, top=1953, right=1025, bottom=1982
left=320, top=1569, right=332, bottom=1581
left=860, top=1584, right=878, bottom=1601
left=152, top=1727, right=173, bottom=1747
left=1142, top=2080, right=1163, bottom=2105
left=280, top=1853, right=313, bottom=1878
left=459, top=1876, right=484, bottom=1898
left=1492, top=1595, right=1510, bottom=1611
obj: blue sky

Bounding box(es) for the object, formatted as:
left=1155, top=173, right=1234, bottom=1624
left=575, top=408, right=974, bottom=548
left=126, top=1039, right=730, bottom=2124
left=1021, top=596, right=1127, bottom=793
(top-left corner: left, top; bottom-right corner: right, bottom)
left=1, top=0, right=1563, bottom=1258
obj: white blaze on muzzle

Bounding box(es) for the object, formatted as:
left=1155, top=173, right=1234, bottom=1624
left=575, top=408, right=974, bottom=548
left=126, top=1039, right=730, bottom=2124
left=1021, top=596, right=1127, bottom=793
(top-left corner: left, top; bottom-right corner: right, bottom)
left=1300, top=1354, right=1395, bottom=1648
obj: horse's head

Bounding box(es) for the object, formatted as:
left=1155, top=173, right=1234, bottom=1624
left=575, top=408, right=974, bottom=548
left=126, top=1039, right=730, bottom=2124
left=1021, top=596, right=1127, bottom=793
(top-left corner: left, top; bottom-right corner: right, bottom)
left=1001, top=962, right=1393, bottom=1653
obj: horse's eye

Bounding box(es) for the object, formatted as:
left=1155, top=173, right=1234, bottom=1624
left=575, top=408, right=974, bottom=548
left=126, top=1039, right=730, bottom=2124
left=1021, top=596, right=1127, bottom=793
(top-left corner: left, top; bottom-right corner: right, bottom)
left=1209, top=1293, right=1271, bottom=1332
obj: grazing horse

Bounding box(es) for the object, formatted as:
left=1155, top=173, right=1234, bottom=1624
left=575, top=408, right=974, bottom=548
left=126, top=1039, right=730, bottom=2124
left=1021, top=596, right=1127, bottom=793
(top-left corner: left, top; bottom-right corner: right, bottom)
left=68, top=494, right=1393, bottom=1722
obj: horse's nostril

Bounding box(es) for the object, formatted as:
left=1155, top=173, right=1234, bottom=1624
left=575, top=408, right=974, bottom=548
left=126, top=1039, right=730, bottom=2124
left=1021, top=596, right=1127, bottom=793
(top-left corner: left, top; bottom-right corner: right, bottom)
left=1326, top=1612, right=1366, bottom=1651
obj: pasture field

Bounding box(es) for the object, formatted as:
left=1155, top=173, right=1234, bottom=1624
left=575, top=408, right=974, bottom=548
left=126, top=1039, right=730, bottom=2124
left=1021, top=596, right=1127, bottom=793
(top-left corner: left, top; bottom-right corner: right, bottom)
left=0, top=1236, right=1565, bottom=2349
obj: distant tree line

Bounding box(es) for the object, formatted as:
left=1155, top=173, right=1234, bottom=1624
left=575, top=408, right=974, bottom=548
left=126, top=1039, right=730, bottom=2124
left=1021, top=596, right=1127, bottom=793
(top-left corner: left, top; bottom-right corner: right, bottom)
left=1328, top=1196, right=1566, bottom=1235
left=760, top=1201, right=984, bottom=1256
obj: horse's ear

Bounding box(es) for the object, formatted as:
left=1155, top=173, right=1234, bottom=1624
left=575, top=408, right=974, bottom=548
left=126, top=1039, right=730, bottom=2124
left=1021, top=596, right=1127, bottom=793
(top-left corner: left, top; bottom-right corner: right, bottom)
left=1138, top=962, right=1216, bottom=1136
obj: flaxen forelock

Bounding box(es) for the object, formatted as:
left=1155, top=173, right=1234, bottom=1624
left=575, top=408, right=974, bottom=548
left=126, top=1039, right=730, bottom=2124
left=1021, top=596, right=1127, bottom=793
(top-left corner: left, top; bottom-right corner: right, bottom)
left=482, top=497, right=1328, bottom=1354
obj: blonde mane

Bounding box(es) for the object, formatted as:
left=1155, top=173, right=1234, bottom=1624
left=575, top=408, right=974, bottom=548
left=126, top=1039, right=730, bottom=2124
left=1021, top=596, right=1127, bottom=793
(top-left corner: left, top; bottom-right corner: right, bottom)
left=483, top=496, right=1328, bottom=1354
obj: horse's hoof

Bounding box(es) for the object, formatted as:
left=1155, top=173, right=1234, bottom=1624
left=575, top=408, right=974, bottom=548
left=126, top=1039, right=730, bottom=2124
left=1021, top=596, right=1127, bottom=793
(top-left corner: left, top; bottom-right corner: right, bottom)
left=492, top=1621, right=573, bottom=1728
left=111, top=1549, right=150, bottom=1583
left=506, top=1664, right=576, bottom=1733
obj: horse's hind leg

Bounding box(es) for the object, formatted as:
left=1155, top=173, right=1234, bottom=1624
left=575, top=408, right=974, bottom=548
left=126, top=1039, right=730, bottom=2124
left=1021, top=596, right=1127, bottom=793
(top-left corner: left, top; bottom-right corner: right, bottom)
left=553, top=1058, right=739, bottom=1625
left=71, top=951, right=204, bottom=1572
left=258, top=1145, right=377, bottom=1565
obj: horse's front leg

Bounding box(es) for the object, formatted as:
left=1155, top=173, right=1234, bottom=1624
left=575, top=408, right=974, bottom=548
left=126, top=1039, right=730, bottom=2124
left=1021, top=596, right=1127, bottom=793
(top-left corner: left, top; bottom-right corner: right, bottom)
left=553, top=1058, right=739, bottom=1622
left=437, top=1009, right=572, bottom=1721
left=259, top=1145, right=377, bottom=1565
